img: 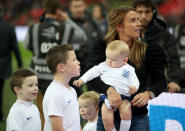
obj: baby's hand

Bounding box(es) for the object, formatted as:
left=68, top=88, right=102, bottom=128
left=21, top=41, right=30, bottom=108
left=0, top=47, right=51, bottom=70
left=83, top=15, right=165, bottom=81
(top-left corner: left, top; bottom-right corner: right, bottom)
left=73, top=79, right=84, bottom=87
left=129, top=86, right=137, bottom=95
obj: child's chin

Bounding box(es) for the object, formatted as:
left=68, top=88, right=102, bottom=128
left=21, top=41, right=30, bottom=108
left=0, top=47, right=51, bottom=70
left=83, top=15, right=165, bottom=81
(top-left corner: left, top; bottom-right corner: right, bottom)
left=74, top=73, right=80, bottom=77
left=82, top=116, right=88, bottom=120
left=32, top=97, right=37, bottom=101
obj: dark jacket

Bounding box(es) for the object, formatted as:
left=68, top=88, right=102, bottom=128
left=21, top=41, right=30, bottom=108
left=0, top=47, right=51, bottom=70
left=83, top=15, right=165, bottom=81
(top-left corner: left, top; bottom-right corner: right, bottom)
left=86, top=38, right=167, bottom=116
left=142, top=19, right=181, bottom=85
left=174, top=23, right=185, bottom=88
left=0, top=18, right=22, bottom=78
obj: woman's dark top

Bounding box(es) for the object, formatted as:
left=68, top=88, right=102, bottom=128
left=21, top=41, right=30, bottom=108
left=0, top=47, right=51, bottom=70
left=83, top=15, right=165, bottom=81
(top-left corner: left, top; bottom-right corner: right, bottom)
left=86, top=38, right=167, bottom=116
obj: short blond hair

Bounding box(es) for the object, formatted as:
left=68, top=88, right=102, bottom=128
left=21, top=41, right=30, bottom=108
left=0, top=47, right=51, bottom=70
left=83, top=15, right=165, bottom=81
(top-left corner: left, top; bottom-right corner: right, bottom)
left=106, top=40, right=129, bottom=57
left=78, top=91, right=99, bottom=106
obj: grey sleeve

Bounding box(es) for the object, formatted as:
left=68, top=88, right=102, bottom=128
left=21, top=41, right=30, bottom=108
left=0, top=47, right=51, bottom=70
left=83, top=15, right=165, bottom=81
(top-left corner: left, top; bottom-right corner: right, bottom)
left=23, top=27, right=30, bottom=50
left=65, top=19, right=87, bottom=43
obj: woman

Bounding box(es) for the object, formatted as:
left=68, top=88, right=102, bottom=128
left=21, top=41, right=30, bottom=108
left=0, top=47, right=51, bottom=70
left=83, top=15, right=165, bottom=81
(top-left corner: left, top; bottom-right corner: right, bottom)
left=86, top=6, right=167, bottom=131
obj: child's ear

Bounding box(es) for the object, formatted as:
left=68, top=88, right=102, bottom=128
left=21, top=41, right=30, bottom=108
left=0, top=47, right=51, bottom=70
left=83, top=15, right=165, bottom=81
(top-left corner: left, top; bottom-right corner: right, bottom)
left=14, top=86, right=21, bottom=94
left=57, top=63, right=65, bottom=72
left=96, top=106, right=99, bottom=112
left=123, top=57, right=128, bottom=64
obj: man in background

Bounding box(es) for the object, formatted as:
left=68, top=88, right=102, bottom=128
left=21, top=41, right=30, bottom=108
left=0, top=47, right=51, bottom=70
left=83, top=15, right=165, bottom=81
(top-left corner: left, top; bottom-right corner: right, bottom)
left=133, top=0, right=183, bottom=93
left=0, top=1, right=23, bottom=121
left=68, top=0, right=103, bottom=74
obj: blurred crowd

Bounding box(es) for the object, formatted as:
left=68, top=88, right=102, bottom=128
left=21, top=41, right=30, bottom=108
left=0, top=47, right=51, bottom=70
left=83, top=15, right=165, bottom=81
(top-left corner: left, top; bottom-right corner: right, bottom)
left=0, top=0, right=184, bottom=27
left=0, top=0, right=109, bottom=25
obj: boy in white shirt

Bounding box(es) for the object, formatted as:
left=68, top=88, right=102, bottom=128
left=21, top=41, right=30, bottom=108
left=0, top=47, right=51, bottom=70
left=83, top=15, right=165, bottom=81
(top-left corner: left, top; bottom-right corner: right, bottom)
left=6, top=69, right=41, bottom=131
left=43, top=44, right=81, bottom=131
left=74, top=40, right=140, bottom=131
left=78, top=91, right=99, bottom=131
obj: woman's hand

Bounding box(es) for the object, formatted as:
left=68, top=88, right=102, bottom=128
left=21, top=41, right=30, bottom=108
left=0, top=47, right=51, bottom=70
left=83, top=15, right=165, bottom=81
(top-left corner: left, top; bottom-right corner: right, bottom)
left=131, top=91, right=150, bottom=107
left=167, top=82, right=181, bottom=93
left=107, top=87, right=122, bottom=109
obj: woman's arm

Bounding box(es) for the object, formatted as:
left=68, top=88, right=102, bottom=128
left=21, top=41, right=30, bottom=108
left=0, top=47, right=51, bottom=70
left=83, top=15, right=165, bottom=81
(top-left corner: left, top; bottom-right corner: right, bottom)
left=132, top=43, right=167, bottom=107
left=145, top=43, right=167, bottom=96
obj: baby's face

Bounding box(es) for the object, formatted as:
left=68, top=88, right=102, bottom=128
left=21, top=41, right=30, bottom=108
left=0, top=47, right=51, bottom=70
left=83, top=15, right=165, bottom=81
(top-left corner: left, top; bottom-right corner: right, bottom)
left=78, top=99, right=98, bottom=121
left=106, top=49, right=125, bottom=68
left=18, top=76, right=38, bottom=102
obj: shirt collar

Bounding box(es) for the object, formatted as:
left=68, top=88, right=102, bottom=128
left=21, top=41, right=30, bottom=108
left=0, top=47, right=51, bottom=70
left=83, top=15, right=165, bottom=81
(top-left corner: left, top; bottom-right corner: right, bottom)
left=16, top=99, right=33, bottom=106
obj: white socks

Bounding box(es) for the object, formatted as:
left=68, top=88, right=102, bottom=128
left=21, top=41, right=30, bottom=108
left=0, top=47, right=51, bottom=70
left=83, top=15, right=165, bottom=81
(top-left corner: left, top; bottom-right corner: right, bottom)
left=120, top=120, right=131, bottom=131
left=112, top=127, right=117, bottom=131
left=110, top=120, right=131, bottom=131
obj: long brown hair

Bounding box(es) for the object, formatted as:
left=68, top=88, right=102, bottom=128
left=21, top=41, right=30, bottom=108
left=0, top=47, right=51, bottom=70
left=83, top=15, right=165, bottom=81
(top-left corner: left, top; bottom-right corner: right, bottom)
left=104, top=6, right=146, bottom=67
left=129, top=40, right=146, bottom=67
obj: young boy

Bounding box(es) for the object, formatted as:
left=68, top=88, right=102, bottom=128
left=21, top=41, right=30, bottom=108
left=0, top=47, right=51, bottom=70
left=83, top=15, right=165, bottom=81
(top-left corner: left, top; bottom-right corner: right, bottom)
left=43, top=44, right=81, bottom=131
left=78, top=91, right=99, bottom=131
left=74, top=40, right=140, bottom=131
left=6, top=69, right=41, bottom=131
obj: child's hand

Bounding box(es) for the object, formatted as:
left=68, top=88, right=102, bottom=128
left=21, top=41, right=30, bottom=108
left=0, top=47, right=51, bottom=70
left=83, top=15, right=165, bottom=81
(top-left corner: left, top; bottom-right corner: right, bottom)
left=73, top=79, right=84, bottom=87
left=129, top=86, right=137, bottom=95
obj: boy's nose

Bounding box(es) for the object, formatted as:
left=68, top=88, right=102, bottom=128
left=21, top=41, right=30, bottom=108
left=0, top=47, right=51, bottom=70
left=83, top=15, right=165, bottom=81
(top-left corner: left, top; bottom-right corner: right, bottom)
left=80, top=107, right=85, bottom=112
left=77, top=60, right=80, bottom=64
left=34, top=86, right=39, bottom=91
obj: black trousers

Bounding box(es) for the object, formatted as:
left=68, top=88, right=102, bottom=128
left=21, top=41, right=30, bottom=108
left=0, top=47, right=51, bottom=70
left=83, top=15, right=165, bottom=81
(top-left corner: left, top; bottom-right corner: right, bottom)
left=0, top=79, right=4, bottom=119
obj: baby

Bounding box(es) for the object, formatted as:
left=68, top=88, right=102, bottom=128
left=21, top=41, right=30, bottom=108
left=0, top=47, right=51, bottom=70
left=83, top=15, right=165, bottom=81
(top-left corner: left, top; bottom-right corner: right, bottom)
left=74, top=40, right=139, bottom=131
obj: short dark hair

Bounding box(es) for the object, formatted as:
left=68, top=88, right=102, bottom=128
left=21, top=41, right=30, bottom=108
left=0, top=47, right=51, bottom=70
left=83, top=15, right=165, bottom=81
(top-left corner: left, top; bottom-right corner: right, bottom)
left=10, top=69, right=36, bottom=94
left=69, top=0, right=85, bottom=3
left=46, top=44, right=73, bottom=73
left=132, top=0, right=156, bottom=10
left=42, top=0, right=62, bottom=14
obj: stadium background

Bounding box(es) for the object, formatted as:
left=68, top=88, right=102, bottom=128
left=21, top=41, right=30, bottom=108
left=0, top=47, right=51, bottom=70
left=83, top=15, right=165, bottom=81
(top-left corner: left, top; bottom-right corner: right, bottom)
left=0, top=0, right=185, bottom=130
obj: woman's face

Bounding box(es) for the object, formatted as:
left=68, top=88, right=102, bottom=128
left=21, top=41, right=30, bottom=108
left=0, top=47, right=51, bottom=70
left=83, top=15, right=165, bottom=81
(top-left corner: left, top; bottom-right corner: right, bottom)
left=119, top=11, right=141, bottom=39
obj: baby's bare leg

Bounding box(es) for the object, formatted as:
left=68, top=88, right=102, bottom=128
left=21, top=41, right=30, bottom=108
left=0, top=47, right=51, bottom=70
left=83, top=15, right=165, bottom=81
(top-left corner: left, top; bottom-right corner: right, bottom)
left=102, top=103, right=115, bottom=131
left=119, top=99, right=132, bottom=120
left=119, top=99, right=132, bottom=131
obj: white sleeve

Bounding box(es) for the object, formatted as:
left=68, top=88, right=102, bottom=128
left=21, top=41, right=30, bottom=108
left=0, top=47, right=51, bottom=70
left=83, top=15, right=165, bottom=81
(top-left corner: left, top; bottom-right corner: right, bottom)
left=80, top=65, right=102, bottom=83
left=6, top=108, right=25, bottom=131
left=128, top=68, right=140, bottom=89
left=47, top=93, right=65, bottom=117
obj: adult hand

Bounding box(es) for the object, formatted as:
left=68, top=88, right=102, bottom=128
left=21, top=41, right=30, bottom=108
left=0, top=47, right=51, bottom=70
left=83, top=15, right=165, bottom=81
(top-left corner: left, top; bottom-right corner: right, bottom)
left=56, top=9, right=69, bottom=22
left=131, top=91, right=150, bottom=108
left=167, top=82, right=181, bottom=93
left=107, top=87, right=122, bottom=109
